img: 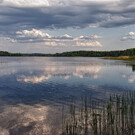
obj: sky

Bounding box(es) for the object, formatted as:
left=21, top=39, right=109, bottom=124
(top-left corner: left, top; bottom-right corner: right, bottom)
left=0, top=0, right=135, bottom=53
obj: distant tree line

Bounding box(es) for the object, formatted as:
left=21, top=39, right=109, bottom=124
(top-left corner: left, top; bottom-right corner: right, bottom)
left=0, top=48, right=135, bottom=57
left=53, top=48, right=135, bottom=57
left=0, top=51, right=22, bottom=56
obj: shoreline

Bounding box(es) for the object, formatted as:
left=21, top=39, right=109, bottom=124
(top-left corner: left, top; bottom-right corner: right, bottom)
left=103, top=56, right=135, bottom=60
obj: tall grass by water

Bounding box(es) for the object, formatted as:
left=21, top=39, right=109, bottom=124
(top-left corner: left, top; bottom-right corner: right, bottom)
left=61, top=91, right=135, bottom=135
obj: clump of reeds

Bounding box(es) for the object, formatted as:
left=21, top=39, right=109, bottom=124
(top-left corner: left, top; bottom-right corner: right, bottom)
left=62, top=91, right=135, bottom=135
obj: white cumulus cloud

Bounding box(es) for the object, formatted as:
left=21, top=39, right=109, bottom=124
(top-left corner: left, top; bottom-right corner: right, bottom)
left=16, top=29, right=51, bottom=39
left=121, top=32, right=135, bottom=41
left=7, top=28, right=102, bottom=47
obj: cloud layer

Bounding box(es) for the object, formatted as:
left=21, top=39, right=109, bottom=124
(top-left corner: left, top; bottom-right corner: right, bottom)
left=1, top=0, right=135, bottom=34
left=2, top=0, right=50, bottom=7
left=1, top=0, right=135, bottom=52
left=6, top=28, right=102, bottom=47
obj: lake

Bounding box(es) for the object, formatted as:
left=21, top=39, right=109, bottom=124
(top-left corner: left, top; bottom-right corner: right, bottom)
left=0, top=57, right=135, bottom=135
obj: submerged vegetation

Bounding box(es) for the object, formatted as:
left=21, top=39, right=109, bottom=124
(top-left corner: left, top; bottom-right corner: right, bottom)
left=0, top=48, right=135, bottom=57
left=61, top=92, right=135, bottom=135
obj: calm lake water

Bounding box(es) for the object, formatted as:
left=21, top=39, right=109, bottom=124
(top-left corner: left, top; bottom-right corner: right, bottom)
left=0, top=57, right=135, bottom=135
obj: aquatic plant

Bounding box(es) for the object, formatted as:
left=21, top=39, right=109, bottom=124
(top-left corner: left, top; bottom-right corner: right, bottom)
left=62, top=91, right=135, bottom=135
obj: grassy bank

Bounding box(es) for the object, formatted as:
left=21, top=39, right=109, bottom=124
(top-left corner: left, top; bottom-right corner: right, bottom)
left=61, top=92, right=135, bottom=135
left=103, top=56, right=135, bottom=60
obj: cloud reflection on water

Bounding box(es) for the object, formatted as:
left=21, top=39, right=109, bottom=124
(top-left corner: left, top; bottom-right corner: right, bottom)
left=17, top=64, right=102, bottom=84
left=0, top=103, right=62, bottom=135
left=122, top=74, right=135, bottom=83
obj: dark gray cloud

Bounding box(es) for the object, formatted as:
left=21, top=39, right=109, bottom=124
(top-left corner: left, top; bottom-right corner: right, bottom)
left=0, top=0, right=135, bottom=34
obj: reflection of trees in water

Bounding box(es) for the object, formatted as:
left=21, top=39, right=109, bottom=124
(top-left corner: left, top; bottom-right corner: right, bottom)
left=132, top=65, right=135, bottom=72
left=125, top=63, right=135, bottom=72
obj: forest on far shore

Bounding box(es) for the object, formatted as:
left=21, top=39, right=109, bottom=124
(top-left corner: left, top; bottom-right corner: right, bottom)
left=0, top=48, right=135, bottom=57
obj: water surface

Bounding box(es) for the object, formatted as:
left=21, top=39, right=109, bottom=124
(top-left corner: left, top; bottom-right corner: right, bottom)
left=0, top=57, right=135, bottom=135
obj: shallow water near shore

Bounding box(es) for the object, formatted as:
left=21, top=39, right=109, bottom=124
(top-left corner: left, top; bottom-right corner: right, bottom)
left=0, top=57, right=135, bottom=135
